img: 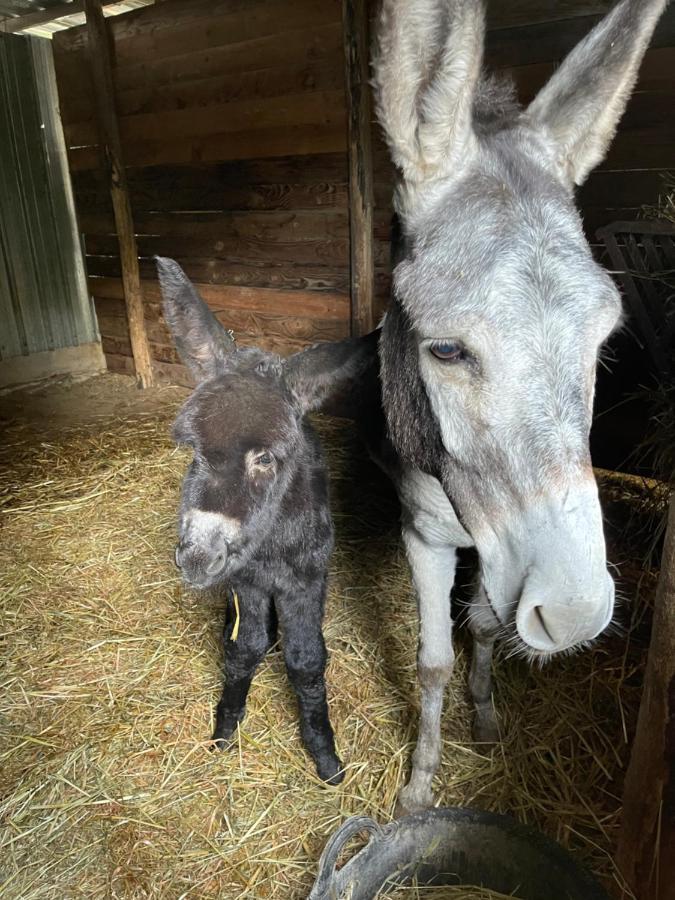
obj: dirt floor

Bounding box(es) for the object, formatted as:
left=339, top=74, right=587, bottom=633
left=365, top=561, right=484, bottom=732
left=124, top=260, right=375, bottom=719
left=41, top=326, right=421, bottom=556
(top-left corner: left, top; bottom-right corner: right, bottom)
left=0, top=371, right=188, bottom=429
left=0, top=373, right=658, bottom=899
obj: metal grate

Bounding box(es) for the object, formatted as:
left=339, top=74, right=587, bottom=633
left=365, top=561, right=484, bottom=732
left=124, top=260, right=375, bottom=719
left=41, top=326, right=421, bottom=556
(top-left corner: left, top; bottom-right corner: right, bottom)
left=596, top=220, right=675, bottom=378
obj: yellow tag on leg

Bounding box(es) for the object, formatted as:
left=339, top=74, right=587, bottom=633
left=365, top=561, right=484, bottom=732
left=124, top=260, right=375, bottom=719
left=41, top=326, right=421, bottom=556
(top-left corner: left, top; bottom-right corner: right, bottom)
left=230, top=590, right=241, bottom=642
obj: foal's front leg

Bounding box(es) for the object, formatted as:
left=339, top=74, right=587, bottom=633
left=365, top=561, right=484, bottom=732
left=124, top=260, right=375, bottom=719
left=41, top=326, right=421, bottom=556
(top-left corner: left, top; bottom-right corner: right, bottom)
left=276, top=578, right=344, bottom=785
left=397, top=527, right=456, bottom=816
left=213, top=585, right=273, bottom=747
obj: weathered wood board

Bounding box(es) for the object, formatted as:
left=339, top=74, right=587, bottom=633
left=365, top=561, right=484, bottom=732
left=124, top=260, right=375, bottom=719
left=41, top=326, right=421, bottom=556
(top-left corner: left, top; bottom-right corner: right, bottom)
left=53, top=0, right=350, bottom=369
left=50, top=0, right=675, bottom=376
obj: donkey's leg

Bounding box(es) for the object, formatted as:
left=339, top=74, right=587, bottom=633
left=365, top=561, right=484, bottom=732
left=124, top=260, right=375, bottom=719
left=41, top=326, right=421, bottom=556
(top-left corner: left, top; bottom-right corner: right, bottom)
left=276, top=579, right=344, bottom=785
left=397, top=527, right=456, bottom=816
left=213, top=586, right=273, bottom=747
left=468, top=599, right=500, bottom=743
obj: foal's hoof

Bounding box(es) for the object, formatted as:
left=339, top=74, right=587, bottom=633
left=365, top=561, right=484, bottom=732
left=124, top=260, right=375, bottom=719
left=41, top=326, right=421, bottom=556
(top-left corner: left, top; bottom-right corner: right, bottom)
left=211, top=708, right=246, bottom=749
left=210, top=727, right=236, bottom=751
left=315, top=752, right=345, bottom=786
left=395, top=783, right=434, bottom=818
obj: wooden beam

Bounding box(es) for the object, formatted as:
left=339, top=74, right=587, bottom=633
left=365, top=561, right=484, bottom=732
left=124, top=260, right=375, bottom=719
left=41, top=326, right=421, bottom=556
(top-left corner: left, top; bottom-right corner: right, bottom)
left=342, top=0, right=374, bottom=336
left=616, top=493, right=675, bottom=900
left=83, top=0, right=153, bottom=387
left=0, top=0, right=120, bottom=34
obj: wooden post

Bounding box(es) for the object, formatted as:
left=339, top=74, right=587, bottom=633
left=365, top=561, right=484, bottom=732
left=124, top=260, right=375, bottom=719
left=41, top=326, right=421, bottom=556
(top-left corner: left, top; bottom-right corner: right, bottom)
left=616, top=493, right=675, bottom=900
left=342, top=0, right=375, bottom=336
left=83, top=0, right=154, bottom=387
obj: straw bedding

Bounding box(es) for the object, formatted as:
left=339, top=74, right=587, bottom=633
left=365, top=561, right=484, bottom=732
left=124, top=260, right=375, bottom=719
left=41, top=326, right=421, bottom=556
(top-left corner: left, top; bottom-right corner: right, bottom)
left=0, top=375, right=658, bottom=899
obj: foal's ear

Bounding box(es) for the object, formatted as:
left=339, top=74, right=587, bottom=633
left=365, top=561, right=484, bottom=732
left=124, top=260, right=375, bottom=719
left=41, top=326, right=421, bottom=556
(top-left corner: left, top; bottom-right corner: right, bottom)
left=156, top=257, right=235, bottom=382
left=283, top=332, right=379, bottom=415
left=373, top=0, right=484, bottom=195
left=527, top=0, right=667, bottom=187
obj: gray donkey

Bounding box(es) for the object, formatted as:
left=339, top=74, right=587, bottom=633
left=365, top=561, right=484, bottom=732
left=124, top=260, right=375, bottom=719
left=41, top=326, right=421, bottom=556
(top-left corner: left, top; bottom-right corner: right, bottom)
left=369, top=0, right=668, bottom=814
left=156, top=257, right=373, bottom=784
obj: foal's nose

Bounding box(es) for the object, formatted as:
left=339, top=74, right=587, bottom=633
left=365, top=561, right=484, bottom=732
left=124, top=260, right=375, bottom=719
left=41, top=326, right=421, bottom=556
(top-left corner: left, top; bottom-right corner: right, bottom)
left=205, top=549, right=227, bottom=577
left=174, top=540, right=189, bottom=569
left=174, top=539, right=228, bottom=582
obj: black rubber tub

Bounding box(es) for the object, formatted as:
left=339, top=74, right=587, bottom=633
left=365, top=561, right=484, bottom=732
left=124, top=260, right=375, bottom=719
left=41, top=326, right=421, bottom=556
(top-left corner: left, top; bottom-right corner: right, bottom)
left=308, top=807, right=610, bottom=900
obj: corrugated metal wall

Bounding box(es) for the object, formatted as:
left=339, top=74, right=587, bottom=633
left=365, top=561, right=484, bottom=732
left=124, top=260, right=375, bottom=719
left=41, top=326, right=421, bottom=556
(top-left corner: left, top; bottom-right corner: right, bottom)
left=0, top=32, right=98, bottom=362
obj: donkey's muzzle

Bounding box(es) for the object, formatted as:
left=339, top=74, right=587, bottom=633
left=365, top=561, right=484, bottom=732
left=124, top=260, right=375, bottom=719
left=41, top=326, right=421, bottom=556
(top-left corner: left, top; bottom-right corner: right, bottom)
left=515, top=580, right=614, bottom=653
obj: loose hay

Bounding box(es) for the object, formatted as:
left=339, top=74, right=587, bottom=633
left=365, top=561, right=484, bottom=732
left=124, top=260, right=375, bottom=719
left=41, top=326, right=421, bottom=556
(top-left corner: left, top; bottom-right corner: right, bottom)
left=0, top=376, right=655, bottom=899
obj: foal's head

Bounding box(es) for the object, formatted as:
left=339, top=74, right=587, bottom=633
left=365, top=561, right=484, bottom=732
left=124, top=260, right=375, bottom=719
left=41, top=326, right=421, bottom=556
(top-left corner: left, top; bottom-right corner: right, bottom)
left=374, top=0, right=666, bottom=658
left=157, top=258, right=372, bottom=588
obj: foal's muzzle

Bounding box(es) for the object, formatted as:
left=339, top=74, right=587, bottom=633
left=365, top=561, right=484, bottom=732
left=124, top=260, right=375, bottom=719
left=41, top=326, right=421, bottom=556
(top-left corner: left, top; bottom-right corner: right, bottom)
left=175, top=539, right=228, bottom=586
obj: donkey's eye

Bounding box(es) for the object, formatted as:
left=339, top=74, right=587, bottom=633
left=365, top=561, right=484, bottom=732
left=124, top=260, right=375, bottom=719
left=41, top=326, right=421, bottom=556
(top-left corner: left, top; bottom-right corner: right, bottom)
left=429, top=340, right=464, bottom=362
left=255, top=452, right=274, bottom=467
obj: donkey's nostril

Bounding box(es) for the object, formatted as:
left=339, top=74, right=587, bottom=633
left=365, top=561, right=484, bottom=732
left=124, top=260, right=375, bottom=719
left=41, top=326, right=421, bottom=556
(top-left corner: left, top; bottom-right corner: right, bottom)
left=517, top=603, right=560, bottom=651
left=533, top=606, right=556, bottom=644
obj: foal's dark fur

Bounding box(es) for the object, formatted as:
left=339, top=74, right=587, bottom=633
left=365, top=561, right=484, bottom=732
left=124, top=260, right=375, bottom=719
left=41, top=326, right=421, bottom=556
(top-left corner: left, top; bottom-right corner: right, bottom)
left=157, top=257, right=374, bottom=783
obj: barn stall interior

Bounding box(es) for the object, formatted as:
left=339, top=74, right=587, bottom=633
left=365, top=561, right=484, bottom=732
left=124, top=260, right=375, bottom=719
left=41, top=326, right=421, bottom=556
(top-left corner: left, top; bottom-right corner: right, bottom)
left=0, top=0, right=673, bottom=898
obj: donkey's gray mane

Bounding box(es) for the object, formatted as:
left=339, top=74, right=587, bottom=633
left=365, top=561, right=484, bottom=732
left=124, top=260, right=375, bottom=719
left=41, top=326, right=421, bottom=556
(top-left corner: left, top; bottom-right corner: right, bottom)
left=472, top=74, right=520, bottom=132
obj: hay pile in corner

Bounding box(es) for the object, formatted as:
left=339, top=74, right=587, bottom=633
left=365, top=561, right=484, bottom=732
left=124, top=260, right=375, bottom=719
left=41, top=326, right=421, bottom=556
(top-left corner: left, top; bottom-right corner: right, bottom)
left=0, top=383, right=653, bottom=899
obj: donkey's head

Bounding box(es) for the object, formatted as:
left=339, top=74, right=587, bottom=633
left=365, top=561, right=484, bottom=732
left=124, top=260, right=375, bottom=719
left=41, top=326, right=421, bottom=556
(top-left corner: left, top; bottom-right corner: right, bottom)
left=374, top=0, right=666, bottom=657
left=157, top=258, right=373, bottom=589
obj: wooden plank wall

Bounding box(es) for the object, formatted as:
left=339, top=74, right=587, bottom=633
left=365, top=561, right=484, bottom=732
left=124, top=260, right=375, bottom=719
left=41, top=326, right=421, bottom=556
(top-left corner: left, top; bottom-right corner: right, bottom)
left=51, top=0, right=352, bottom=383
left=51, top=0, right=674, bottom=383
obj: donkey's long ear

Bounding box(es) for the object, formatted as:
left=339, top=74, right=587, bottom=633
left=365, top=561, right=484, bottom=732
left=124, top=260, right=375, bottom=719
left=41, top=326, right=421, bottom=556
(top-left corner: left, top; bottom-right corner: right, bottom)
left=373, top=0, right=484, bottom=191
left=156, top=257, right=235, bottom=382
left=283, top=332, right=379, bottom=415
left=527, top=0, right=667, bottom=186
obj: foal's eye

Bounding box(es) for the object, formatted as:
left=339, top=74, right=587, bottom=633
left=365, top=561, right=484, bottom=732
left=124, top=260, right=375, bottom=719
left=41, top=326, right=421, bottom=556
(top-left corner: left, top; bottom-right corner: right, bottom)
left=255, top=452, right=274, bottom=467
left=429, top=340, right=465, bottom=362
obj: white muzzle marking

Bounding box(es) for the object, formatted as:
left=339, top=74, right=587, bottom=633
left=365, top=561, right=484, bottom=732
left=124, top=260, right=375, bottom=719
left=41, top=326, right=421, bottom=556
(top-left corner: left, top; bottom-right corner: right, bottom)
left=184, top=510, right=241, bottom=544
